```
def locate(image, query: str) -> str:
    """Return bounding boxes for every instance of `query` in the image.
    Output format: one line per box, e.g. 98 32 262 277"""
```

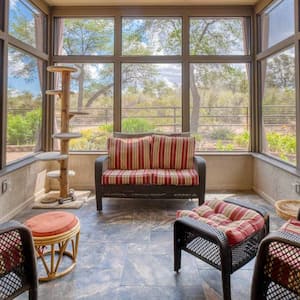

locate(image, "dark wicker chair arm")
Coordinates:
260 230 300 249
175 217 228 248
297 208 300 220
193 156 206 205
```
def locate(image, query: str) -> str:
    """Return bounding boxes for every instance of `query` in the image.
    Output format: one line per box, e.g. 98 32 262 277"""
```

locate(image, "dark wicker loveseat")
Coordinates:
95 133 206 211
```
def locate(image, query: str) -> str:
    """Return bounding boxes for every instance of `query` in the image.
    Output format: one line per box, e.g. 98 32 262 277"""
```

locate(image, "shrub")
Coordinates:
121 118 154 133
210 128 234 140
7 109 41 145
234 131 249 147
216 140 234 151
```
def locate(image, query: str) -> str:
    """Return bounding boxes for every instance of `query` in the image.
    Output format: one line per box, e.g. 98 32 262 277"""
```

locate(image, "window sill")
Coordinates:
252 153 300 178
0 155 37 177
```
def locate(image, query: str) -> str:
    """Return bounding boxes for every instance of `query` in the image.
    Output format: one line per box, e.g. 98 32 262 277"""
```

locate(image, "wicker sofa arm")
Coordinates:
0 221 38 299
298 208 300 220
95 155 109 183
251 230 300 300
193 156 206 205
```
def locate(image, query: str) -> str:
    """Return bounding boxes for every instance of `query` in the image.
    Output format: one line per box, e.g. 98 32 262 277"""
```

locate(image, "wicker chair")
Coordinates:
0 221 38 300
174 199 269 300
251 209 300 300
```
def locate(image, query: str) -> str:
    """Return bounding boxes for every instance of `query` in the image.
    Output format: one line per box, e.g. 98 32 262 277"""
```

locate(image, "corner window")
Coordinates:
6 46 43 163
261 47 296 164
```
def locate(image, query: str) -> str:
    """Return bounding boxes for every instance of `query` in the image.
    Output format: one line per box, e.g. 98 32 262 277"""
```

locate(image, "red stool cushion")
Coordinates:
176 199 265 245
25 211 78 237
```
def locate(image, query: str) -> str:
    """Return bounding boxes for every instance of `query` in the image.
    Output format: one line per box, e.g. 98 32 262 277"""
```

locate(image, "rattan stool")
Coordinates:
25 211 80 282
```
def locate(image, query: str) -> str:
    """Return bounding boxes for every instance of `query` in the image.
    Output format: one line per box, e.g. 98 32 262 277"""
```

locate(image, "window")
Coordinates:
261 47 295 164
9 0 46 51
54 18 114 55
121 63 182 133
190 63 249 151
190 17 249 55
260 0 294 51
53 13 251 152
6 46 43 163
122 17 182 56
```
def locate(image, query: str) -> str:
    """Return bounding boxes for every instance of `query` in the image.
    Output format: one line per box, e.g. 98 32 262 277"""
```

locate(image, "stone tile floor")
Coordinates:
15 192 284 300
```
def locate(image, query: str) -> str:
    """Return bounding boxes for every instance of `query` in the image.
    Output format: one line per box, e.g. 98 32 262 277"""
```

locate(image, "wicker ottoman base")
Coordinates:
25 211 80 281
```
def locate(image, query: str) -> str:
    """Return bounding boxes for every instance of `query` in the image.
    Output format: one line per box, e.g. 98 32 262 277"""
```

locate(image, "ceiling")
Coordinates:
45 0 257 6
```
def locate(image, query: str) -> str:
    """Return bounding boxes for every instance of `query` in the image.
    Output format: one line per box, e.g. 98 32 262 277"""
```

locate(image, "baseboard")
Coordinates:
252 186 276 205
0 188 46 223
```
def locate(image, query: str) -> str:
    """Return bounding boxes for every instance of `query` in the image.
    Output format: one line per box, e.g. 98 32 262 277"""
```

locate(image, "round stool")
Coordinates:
25 211 80 281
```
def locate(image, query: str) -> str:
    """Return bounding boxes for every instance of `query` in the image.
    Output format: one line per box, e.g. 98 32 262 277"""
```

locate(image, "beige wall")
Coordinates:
253 157 300 204
1 153 300 221
48 153 253 191
0 161 49 222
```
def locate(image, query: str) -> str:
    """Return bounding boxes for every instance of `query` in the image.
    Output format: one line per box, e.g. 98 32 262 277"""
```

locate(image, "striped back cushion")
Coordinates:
152 135 195 169
107 136 152 169
280 219 300 235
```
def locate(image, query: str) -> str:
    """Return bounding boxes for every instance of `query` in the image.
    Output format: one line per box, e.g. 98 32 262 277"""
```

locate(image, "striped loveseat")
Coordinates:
94 133 206 211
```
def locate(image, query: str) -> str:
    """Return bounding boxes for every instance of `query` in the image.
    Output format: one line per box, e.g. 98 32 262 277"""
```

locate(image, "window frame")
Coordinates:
256 0 300 169
51 7 253 152
0 0 49 170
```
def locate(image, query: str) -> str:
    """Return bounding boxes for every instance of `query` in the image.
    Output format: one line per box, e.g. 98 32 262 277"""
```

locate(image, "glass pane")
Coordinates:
122 64 182 133
7 46 43 163
190 18 248 55
190 63 249 151
55 18 114 55
260 0 294 51
261 47 296 164
54 63 114 151
122 18 182 55
9 0 45 50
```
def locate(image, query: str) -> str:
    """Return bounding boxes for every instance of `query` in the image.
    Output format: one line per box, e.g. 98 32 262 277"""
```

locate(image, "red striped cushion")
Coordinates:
280 219 300 235
152 135 195 169
176 199 265 245
107 136 152 170
151 169 199 185
102 169 151 184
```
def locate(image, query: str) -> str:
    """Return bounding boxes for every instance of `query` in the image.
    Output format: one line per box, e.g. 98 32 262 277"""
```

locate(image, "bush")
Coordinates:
210 128 234 140
266 132 296 155
216 140 234 151
121 118 154 133
234 131 249 147
7 109 41 145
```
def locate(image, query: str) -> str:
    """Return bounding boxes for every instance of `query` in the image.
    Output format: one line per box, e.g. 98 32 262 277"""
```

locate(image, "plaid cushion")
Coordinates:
280 219 300 235
151 169 199 185
107 136 152 170
152 135 195 169
102 169 151 184
176 199 265 245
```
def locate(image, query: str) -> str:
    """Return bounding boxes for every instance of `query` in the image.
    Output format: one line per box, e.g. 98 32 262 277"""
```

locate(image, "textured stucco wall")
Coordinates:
0 161 48 222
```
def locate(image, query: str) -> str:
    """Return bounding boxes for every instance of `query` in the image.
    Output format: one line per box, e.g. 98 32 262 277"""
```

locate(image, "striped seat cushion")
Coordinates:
176 199 265 245
102 169 151 184
151 169 199 185
152 135 195 169
107 136 152 170
264 219 300 295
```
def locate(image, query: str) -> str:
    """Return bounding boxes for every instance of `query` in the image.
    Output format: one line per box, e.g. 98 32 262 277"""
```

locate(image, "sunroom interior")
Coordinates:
0 0 299 298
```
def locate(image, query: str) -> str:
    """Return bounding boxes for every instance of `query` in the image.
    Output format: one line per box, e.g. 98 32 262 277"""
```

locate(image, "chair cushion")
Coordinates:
176 199 265 245
107 136 152 170
151 169 199 185
280 218 300 235
264 219 300 295
25 212 78 237
102 169 151 184
152 135 195 169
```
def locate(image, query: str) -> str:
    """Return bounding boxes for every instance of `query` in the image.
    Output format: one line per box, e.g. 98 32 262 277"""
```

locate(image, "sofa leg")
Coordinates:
221 268 231 300
174 222 182 272
96 197 103 211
